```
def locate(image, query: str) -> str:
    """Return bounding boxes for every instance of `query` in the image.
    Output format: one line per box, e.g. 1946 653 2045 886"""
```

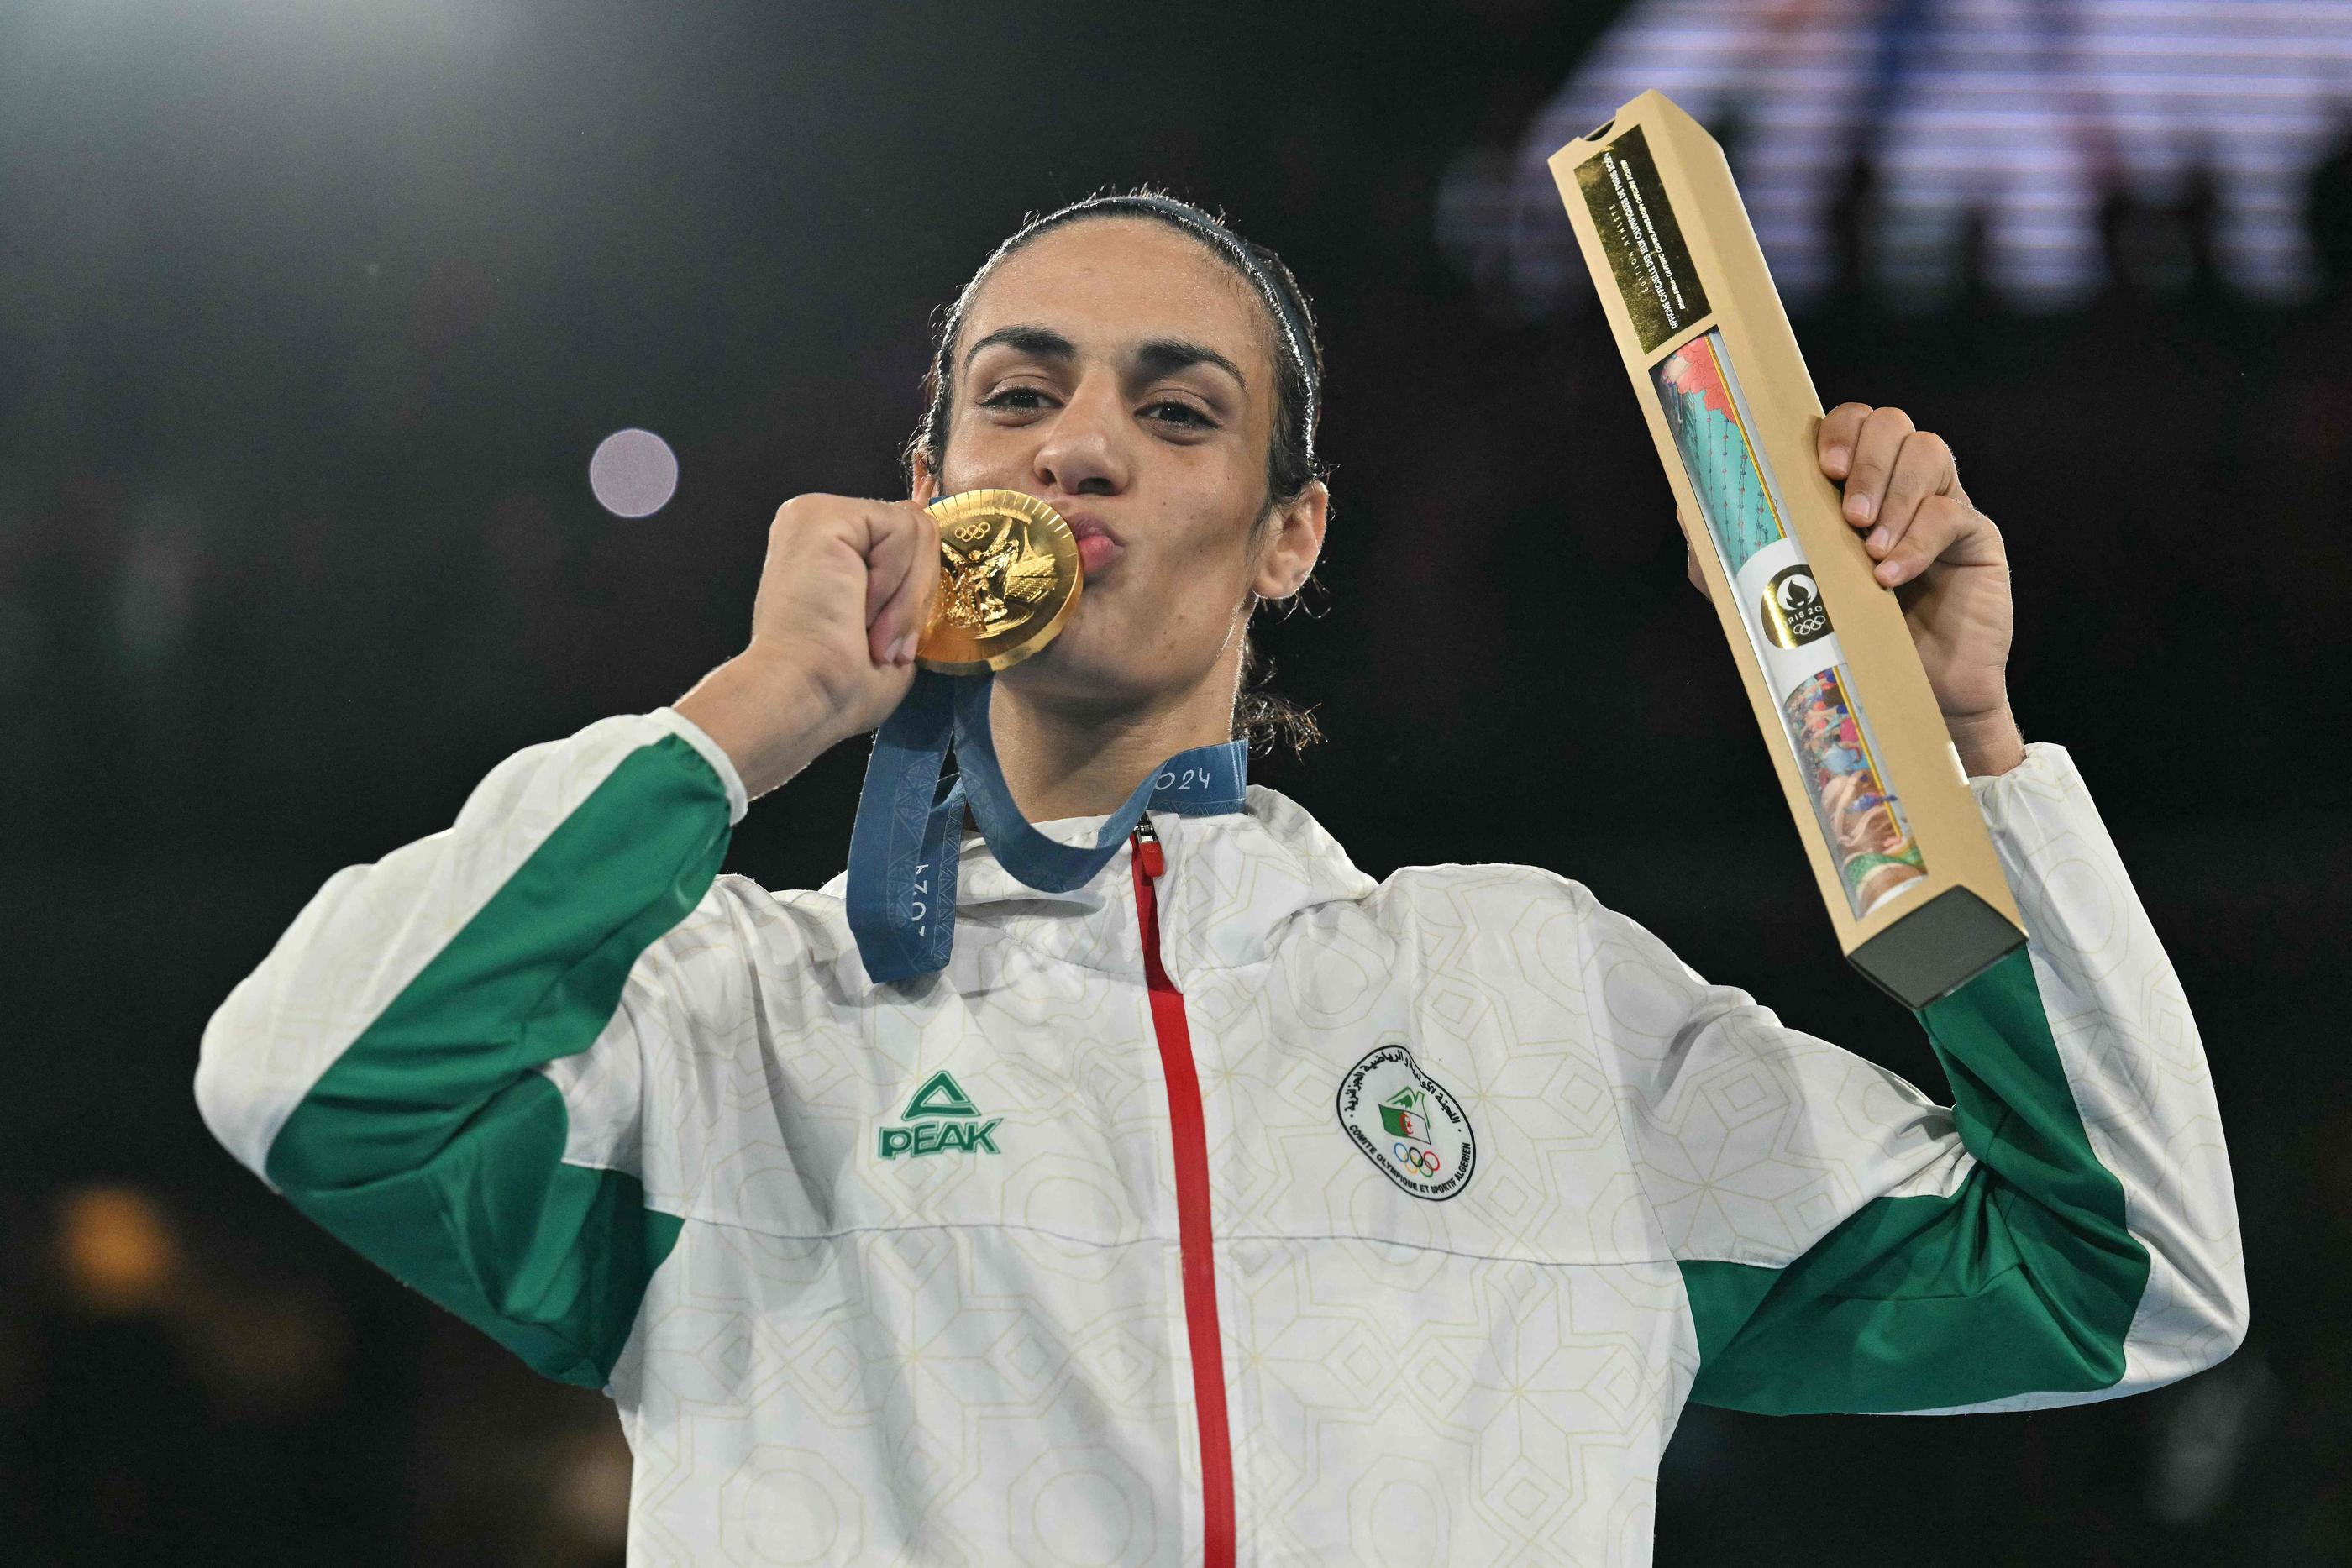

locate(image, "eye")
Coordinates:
979 386 1054 412
1141 399 1215 430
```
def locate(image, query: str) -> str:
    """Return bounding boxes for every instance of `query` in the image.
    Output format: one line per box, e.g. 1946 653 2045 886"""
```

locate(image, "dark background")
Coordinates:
3 3 2344 1563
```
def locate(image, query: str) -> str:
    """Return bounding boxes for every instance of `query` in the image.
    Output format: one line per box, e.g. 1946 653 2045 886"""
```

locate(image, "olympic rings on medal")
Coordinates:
1390 1141 1443 1176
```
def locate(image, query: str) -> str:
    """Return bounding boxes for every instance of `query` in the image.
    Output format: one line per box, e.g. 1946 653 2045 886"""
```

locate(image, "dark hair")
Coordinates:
901 189 1326 753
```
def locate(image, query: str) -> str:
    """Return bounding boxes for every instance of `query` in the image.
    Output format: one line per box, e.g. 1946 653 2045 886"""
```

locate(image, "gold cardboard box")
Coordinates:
1548 89 2024 1009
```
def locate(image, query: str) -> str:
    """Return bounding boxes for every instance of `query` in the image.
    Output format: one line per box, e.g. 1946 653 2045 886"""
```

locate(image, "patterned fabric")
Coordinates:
197 711 2245 1565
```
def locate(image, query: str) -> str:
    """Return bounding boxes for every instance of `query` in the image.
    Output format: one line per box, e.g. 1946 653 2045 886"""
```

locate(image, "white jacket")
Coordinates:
196 709 2245 1566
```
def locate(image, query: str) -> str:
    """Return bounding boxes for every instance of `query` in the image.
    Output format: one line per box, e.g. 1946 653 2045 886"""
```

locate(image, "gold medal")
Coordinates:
916 489 1083 674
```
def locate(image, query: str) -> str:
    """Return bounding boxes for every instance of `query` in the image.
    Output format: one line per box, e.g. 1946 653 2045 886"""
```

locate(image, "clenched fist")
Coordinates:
675 495 940 800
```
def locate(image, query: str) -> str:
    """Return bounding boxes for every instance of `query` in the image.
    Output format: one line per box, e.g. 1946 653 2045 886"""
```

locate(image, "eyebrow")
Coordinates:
1134 337 1247 390
963 324 1247 391
963 325 1074 368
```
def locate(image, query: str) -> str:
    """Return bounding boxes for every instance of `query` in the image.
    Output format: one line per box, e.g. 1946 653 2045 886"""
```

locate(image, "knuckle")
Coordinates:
772 493 827 531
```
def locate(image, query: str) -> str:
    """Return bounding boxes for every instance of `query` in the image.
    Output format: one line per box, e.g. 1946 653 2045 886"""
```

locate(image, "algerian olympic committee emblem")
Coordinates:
1336 1043 1476 1201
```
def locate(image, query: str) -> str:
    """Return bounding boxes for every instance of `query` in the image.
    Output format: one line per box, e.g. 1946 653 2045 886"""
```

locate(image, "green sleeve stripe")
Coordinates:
266 733 727 1387
1682 947 2150 1414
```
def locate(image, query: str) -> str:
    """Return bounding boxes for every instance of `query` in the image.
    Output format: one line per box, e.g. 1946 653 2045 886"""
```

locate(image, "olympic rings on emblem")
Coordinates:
1391 1142 1442 1176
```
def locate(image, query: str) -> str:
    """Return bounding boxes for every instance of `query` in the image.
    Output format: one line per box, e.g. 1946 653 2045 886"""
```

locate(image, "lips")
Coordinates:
1061 510 1124 576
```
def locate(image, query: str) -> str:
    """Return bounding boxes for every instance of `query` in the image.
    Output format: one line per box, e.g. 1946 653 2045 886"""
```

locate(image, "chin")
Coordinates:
1001 612 1148 709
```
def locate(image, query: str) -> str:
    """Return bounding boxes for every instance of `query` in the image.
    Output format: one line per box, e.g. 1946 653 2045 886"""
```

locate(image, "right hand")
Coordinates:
675 495 939 799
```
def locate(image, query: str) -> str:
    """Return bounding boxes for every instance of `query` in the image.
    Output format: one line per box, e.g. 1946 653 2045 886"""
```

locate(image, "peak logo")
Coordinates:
878 1070 1002 1161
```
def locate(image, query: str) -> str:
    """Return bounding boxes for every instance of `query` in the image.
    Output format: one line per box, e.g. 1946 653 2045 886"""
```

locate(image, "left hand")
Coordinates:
1680 401 2025 776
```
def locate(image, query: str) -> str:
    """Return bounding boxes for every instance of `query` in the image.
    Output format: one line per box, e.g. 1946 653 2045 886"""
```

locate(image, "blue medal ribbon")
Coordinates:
847 670 1248 983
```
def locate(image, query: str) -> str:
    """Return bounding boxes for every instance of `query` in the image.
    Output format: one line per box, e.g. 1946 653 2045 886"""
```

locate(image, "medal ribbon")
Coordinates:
847 670 1249 983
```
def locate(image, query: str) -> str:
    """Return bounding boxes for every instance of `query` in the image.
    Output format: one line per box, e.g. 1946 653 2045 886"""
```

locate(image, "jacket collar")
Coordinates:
822 785 1375 980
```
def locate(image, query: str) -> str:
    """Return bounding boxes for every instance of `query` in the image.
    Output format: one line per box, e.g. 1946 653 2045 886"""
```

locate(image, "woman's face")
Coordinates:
914 218 1326 712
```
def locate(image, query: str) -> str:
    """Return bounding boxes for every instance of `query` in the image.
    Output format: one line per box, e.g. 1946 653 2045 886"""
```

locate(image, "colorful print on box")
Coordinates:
1651 328 1927 919
1654 332 1782 573
1782 668 1926 914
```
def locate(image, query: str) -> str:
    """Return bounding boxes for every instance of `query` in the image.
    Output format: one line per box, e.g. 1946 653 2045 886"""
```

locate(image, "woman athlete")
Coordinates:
198 194 2244 1566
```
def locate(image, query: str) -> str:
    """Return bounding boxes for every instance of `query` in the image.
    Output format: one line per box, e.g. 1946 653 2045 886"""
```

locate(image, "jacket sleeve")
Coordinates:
194 709 749 1390
1583 742 2246 1414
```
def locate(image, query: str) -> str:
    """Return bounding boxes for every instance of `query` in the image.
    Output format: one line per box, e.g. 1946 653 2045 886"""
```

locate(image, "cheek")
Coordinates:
1140 496 1259 601
936 416 1022 489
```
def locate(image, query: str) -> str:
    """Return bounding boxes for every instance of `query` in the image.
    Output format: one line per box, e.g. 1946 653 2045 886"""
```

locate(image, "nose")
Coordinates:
1030 372 1131 499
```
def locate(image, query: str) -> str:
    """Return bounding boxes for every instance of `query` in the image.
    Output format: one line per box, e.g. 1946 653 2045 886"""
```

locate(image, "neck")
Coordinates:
989 658 1242 821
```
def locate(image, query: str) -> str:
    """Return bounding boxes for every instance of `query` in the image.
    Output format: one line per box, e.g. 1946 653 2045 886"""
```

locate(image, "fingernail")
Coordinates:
1825 445 1851 473
1866 526 1890 554
1875 559 1902 585
888 635 916 665
1847 493 1874 524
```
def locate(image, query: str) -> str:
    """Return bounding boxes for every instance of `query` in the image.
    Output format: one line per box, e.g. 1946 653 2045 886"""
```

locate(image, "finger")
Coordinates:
864 501 932 652
865 501 938 664
1676 507 1713 603
1684 543 1713 603
859 501 909 625
1862 430 1956 562
1819 402 1873 480
895 501 941 638
1841 406 1915 531
1874 492 1977 587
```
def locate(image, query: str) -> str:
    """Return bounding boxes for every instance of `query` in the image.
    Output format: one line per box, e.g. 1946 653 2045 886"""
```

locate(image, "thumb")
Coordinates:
1677 509 1713 603
865 501 940 664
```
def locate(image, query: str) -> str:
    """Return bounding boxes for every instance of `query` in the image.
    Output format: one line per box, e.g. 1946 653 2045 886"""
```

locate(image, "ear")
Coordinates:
909 453 940 507
1250 480 1329 601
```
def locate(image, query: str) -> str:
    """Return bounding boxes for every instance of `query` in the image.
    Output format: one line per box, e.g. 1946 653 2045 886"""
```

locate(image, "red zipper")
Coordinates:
1131 817 1236 1568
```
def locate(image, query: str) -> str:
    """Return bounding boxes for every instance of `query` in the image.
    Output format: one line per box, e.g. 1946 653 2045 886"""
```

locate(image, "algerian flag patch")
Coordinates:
1336 1043 1476 1201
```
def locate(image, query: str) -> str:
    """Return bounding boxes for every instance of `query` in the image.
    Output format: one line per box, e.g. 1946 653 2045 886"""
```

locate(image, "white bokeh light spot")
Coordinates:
589 428 678 517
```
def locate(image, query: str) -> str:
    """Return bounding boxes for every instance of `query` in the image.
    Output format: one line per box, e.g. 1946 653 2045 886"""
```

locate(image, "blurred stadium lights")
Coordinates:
12 0 509 51
55 1184 184 1317
114 498 203 669
1437 0 2352 314
546 1425 636 1557
2145 1352 2282 1525
588 428 679 519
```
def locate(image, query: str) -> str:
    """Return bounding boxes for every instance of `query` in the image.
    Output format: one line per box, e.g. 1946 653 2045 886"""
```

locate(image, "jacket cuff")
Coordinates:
1966 741 2113 875
648 706 750 826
